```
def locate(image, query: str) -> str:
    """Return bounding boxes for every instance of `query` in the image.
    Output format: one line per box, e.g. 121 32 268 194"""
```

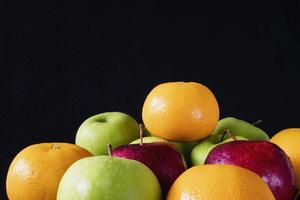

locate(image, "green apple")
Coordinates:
76 112 139 155
171 141 197 167
130 136 168 144
211 117 269 140
191 117 269 166
57 156 162 200
191 134 248 165
131 136 197 167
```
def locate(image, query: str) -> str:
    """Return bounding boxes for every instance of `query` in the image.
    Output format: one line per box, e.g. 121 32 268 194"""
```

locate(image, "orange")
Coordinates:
6 143 92 200
270 128 300 188
142 82 219 142
167 164 275 200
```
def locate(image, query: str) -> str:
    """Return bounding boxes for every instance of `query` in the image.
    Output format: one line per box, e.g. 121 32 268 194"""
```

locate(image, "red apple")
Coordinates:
205 140 297 200
112 125 186 196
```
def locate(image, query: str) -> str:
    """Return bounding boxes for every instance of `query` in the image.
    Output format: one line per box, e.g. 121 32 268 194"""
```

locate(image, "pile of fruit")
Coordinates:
6 81 300 200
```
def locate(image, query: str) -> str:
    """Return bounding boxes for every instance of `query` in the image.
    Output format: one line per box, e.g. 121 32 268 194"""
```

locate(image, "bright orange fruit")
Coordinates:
271 128 300 188
6 143 92 200
167 164 275 200
142 82 219 142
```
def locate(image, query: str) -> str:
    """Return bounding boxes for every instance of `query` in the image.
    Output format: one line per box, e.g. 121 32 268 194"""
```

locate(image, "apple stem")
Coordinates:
221 129 237 142
139 123 144 146
252 119 262 126
107 144 113 156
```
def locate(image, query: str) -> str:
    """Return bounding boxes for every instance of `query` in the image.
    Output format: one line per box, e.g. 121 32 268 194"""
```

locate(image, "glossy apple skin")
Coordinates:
191 134 248 165
131 136 197 167
76 112 139 155
212 117 269 140
205 141 297 200
57 156 162 200
112 143 186 196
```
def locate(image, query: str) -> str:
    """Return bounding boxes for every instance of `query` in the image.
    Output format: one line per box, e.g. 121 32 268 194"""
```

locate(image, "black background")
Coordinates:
3 0 300 199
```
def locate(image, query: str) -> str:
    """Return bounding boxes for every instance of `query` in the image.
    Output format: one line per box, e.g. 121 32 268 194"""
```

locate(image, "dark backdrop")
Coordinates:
3 0 300 199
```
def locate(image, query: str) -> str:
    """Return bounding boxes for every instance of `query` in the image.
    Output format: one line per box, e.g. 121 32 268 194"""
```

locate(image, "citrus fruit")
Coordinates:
271 128 300 187
6 143 92 200
142 81 219 142
167 164 275 200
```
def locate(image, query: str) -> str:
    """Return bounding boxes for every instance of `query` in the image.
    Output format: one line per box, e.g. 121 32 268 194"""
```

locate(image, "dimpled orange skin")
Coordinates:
167 164 275 200
142 82 220 142
271 128 300 188
6 143 92 200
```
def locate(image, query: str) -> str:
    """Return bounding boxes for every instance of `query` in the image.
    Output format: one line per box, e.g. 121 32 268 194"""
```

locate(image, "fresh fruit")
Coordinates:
130 136 168 144
205 141 297 200
113 126 186 196
271 128 300 187
131 136 197 166
191 117 270 165
212 117 269 140
171 141 197 166
6 143 92 200
57 155 162 200
76 112 139 155
142 81 219 142
191 133 248 165
167 164 275 200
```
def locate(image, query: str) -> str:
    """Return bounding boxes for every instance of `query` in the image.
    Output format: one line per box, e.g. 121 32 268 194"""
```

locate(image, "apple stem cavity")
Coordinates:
252 119 262 126
139 123 144 146
221 129 237 142
107 144 113 156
